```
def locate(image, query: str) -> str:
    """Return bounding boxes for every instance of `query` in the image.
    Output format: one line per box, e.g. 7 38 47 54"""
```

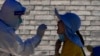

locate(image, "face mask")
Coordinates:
58 34 65 42
14 17 22 30
19 17 22 24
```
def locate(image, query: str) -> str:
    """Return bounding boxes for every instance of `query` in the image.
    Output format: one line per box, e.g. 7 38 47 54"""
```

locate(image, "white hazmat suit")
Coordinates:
0 0 47 56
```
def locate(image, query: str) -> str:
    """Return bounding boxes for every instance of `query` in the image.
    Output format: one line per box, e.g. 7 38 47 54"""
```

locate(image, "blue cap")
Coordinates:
55 8 83 47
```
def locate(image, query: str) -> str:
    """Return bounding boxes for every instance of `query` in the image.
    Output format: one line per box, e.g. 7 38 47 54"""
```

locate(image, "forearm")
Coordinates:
31 34 42 48
21 35 42 55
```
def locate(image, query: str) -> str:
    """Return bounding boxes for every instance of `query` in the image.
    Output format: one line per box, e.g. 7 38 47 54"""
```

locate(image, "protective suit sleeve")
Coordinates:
0 24 47 56
20 24 47 55
0 33 42 56
17 34 42 56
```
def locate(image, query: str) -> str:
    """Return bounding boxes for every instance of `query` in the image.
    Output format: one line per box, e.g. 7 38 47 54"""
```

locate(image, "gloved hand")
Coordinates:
36 24 47 37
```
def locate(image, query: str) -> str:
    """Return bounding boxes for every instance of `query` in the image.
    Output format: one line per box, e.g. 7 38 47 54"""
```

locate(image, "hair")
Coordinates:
76 30 86 56
76 30 84 45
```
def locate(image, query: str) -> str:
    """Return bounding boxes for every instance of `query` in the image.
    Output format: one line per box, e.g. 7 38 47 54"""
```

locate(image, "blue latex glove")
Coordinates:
37 24 47 37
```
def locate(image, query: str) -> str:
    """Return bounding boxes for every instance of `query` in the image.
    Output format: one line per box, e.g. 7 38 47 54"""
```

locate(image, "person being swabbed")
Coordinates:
0 0 47 56
54 8 85 56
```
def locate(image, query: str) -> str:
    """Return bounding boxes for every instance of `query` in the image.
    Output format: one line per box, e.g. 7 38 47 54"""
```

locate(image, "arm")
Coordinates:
20 35 42 56
20 24 47 55
0 24 47 56
31 24 47 47
55 39 62 56
0 35 39 56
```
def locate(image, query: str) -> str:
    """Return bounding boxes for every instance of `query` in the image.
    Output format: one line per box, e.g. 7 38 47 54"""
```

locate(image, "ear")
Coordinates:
86 45 93 52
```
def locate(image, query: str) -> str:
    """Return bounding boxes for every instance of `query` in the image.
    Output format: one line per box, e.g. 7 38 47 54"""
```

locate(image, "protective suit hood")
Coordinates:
0 0 26 30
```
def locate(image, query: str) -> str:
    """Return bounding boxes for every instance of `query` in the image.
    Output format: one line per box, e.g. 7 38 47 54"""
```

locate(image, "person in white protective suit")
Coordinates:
0 0 47 56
